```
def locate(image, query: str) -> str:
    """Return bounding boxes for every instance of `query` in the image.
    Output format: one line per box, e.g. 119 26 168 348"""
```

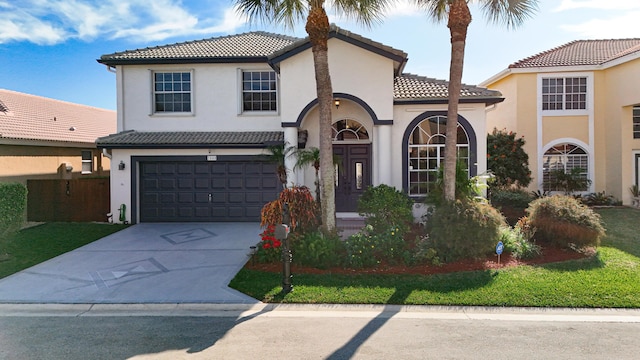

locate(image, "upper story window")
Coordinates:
242 71 277 112
634 106 640 139
542 77 587 111
81 150 92 174
154 72 191 113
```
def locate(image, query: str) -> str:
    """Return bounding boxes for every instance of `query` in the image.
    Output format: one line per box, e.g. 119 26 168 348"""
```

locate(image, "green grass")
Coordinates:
229 207 640 307
0 223 128 279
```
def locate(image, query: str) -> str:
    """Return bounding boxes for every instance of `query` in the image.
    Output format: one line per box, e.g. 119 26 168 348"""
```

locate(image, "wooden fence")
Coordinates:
27 178 110 222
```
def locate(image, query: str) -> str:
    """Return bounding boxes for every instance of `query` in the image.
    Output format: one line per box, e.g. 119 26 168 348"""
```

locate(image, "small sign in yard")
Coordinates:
496 241 504 264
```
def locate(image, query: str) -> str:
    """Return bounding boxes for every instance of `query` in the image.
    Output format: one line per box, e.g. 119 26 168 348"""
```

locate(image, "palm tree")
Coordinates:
413 0 538 201
265 144 295 189
234 0 389 231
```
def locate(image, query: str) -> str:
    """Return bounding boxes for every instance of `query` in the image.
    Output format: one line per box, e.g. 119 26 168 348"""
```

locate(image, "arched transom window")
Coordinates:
408 115 469 196
332 119 369 141
542 143 589 192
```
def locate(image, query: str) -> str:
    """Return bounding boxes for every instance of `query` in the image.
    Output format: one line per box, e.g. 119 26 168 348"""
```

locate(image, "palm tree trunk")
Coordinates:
443 0 472 201
306 5 336 231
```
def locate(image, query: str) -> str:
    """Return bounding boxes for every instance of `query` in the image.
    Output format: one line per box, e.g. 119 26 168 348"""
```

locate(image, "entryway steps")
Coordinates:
336 216 365 239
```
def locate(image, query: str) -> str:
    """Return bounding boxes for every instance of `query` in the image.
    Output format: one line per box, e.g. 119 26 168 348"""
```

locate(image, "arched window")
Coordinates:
332 119 369 141
407 115 469 196
542 143 589 192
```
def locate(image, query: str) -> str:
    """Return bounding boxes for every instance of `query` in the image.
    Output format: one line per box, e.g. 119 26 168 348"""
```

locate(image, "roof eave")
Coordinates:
394 97 505 106
97 56 270 66
97 142 278 150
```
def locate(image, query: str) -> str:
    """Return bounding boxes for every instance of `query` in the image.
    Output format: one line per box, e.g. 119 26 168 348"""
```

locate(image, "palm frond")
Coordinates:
411 0 449 23
331 0 391 27
479 0 539 29
233 0 307 29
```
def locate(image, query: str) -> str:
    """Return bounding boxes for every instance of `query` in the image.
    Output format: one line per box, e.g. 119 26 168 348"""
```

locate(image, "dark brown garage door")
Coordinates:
140 160 279 222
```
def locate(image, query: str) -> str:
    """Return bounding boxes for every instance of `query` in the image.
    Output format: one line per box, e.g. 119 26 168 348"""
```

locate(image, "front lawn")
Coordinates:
0 223 128 279
229 207 640 308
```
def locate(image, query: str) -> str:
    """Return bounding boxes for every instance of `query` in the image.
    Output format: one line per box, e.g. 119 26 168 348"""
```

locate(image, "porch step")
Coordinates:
336 217 365 239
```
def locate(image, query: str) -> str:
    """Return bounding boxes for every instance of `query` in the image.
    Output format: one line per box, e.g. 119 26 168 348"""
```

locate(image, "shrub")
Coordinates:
260 186 319 232
0 183 27 241
407 234 441 266
254 225 282 263
487 128 532 188
291 231 344 269
344 230 380 269
581 191 620 206
343 224 409 269
490 188 533 225
527 195 605 248
427 160 481 205
499 218 541 260
427 200 506 262
490 188 533 209
358 184 413 233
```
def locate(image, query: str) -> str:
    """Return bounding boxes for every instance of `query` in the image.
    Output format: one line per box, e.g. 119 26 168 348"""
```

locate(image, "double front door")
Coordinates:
333 144 371 212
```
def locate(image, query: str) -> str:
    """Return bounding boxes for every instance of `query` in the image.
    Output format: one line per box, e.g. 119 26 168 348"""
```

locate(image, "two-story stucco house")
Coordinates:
481 39 640 205
97 26 502 224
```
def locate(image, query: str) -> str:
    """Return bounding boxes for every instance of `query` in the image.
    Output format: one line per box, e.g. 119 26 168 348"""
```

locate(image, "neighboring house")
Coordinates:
97 26 502 224
0 89 116 183
481 39 640 205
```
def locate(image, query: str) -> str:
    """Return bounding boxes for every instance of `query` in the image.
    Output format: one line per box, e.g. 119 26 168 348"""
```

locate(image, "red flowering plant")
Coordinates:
255 224 282 263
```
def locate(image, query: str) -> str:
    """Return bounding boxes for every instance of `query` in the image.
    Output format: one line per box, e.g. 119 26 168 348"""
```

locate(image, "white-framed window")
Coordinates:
153 71 192 113
81 150 93 174
633 106 640 139
407 115 469 196
241 70 277 112
542 143 589 192
542 76 587 111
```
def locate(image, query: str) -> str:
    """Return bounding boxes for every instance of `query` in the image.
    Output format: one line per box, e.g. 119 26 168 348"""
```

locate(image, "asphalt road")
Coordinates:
1 305 639 360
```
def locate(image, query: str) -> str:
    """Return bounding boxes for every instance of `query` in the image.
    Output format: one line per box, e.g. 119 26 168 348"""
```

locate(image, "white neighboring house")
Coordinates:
97 26 502 224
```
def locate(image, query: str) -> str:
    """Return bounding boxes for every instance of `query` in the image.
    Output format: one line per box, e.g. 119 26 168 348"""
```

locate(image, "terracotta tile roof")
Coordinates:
394 74 502 102
97 131 284 148
510 39 640 68
99 32 300 65
0 89 116 145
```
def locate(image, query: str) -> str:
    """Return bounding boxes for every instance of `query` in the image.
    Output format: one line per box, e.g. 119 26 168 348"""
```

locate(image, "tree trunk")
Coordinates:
306 5 336 231
443 0 472 201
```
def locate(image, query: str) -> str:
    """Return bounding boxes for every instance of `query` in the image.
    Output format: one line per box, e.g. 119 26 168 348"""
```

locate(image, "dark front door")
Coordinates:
334 144 371 212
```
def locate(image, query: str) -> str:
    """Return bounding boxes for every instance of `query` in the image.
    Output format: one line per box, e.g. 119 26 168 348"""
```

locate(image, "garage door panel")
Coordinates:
140 160 279 222
228 178 244 189
228 164 244 174
211 178 226 189
160 179 177 190
195 178 209 189
178 193 193 203
160 163 177 174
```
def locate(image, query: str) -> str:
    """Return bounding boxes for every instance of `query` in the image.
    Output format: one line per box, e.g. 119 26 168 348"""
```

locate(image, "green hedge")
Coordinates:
0 183 27 240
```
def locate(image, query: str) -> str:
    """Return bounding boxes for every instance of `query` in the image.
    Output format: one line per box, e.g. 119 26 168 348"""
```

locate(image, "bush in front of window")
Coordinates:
426 200 506 263
291 231 345 269
487 128 532 189
526 195 604 249
357 184 414 235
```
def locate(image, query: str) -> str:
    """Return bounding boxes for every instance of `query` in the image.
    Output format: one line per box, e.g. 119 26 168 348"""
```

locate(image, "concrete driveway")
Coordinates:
0 223 263 304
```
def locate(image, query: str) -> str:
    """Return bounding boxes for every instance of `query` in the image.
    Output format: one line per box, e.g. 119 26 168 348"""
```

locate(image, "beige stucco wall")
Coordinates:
0 144 109 184
541 116 589 145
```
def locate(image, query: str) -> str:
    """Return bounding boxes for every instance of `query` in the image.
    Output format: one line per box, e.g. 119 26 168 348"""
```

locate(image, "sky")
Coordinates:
1 0 639 111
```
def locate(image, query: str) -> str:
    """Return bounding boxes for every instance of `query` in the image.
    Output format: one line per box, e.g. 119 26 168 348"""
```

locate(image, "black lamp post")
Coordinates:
276 203 293 293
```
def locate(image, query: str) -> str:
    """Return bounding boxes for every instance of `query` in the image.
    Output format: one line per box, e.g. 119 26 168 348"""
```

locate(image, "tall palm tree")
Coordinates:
413 0 538 201
234 0 389 231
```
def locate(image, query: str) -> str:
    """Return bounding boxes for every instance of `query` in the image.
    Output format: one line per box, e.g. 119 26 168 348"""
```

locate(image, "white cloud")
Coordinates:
0 0 247 45
560 11 640 38
554 0 640 11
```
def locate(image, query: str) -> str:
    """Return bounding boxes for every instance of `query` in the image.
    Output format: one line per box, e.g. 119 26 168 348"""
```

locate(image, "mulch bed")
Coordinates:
245 246 596 276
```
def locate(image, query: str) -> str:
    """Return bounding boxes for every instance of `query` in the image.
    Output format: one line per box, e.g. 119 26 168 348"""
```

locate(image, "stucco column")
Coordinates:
376 125 392 186
284 127 298 187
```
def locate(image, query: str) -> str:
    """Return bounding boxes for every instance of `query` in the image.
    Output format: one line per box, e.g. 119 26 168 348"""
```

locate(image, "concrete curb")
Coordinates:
1 303 639 322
